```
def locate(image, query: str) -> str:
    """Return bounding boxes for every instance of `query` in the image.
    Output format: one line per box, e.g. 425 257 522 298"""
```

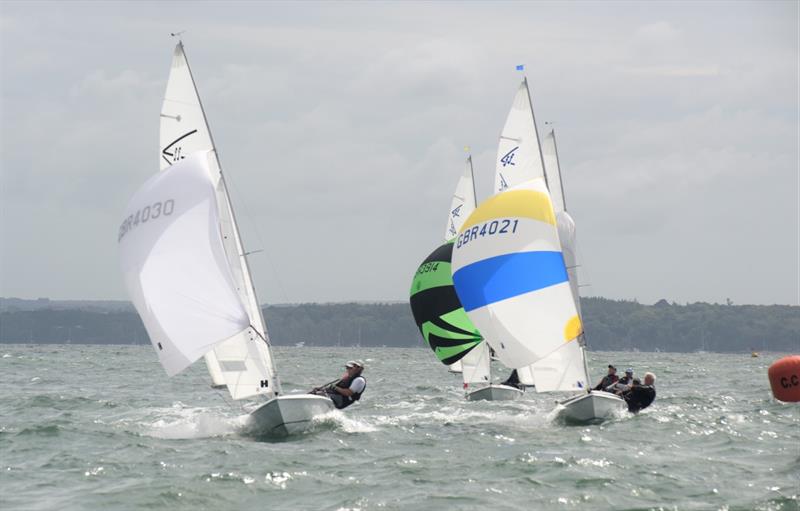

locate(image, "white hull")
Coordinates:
249 394 334 436
466 384 524 401
557 390 626 423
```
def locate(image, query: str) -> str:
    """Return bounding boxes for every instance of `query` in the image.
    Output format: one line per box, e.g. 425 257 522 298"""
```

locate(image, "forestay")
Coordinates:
157 42 279 399
451 178 582 369
494 79 547 193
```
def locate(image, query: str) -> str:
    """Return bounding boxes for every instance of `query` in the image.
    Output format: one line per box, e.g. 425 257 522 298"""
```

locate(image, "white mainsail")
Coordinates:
541 129 566 213
445 155 477 241
445 155 478 375
156 42 280 399
494 78 548 193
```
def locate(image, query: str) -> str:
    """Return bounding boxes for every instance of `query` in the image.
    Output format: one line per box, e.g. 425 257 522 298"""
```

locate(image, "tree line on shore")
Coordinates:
0 297 796 353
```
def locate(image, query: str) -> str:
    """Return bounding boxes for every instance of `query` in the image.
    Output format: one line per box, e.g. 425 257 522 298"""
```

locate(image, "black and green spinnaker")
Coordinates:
409 242 483 365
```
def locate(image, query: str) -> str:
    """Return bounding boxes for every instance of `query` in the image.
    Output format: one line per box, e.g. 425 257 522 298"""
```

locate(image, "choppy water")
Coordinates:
1 345 798 510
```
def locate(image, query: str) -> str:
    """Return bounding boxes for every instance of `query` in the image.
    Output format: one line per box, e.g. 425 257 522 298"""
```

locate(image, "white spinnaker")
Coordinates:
159 42 280 399
494 78 547 193
451 178 581 369
461 340 491 387
118 152 250 376
445 155 477 241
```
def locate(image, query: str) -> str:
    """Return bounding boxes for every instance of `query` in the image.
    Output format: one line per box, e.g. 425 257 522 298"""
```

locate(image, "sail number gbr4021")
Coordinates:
456 219 518 248
118 200 175 241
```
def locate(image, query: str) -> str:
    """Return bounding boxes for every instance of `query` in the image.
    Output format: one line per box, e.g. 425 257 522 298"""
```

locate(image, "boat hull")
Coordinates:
249 394 335 436
466 384 524 401
557 390 626 423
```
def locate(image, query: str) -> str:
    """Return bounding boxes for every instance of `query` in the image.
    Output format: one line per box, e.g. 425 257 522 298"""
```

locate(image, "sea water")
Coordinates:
1 345 797 510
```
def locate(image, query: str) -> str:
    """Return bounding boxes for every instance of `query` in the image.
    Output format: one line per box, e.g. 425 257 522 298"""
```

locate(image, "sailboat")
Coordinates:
451 78 624 421
409 155 522 401
118 42 334 436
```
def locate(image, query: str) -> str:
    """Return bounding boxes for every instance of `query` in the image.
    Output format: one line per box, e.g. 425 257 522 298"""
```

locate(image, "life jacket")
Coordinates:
334 374 366 408
625 385 656 412
595 374 618 390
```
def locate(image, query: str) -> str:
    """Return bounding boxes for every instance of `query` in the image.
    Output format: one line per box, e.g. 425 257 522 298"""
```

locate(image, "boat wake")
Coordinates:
126 403 248 440
311 410 379 434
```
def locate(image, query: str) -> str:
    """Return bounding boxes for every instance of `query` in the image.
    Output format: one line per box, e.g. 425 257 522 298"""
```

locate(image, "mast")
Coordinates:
550 128 568 212
523 77 550 192
467 154 477 207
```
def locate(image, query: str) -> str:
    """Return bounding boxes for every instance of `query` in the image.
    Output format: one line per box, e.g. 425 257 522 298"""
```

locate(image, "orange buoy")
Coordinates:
768 355 800 402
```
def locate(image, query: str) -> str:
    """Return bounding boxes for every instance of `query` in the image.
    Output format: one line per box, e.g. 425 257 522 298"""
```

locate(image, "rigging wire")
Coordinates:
224 172 292 305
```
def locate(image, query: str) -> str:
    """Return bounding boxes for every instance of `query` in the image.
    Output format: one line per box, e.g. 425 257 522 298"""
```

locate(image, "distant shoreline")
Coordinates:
1 297 796 353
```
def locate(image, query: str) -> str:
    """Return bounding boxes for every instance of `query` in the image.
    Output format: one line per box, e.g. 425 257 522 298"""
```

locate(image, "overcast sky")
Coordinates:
1 1 797 306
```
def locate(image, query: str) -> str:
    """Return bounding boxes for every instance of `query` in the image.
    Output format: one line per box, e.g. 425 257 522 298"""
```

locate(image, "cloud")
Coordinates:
0 1 797 306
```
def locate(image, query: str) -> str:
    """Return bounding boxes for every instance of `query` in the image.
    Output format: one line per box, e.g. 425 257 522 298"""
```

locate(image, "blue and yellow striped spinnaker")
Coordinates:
450 177 582 370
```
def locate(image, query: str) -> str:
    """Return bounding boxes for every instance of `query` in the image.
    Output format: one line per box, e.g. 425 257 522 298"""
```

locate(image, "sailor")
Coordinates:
313 360 367 410
622 372 656 413
593 365 619 391
501 369 523 390
607 367 635 394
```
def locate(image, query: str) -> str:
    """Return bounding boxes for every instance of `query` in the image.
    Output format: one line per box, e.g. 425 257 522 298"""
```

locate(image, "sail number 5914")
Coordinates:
456 219 518 248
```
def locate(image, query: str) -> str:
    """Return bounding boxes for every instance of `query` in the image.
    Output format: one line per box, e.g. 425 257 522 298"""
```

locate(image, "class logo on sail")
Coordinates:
161 129 198 166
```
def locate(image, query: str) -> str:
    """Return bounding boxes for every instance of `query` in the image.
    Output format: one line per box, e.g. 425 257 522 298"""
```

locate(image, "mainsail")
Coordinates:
153 42 279 399
445 155 477 241
444 155 478 373
494 79 547 193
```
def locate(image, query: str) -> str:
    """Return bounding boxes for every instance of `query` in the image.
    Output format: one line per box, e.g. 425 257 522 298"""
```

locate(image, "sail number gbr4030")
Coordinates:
456 219 518 248
118 200 175 241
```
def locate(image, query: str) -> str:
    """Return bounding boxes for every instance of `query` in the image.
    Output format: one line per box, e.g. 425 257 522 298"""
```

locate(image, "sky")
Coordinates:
0 1 798 306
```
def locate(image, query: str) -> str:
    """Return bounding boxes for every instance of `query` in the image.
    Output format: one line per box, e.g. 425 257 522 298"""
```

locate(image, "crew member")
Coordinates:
608 367 635 394
622 372 656 413
501 369 523 390
312 360 367 410
594 365 618 391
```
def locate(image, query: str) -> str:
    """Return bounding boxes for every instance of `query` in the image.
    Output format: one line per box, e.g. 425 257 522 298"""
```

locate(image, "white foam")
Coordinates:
313 410 378 433
134 404 249 439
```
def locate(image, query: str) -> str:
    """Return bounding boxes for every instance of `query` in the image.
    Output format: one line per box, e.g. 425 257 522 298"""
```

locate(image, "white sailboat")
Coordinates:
449 156 521 401
452 78 623 421
119 42 333 437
